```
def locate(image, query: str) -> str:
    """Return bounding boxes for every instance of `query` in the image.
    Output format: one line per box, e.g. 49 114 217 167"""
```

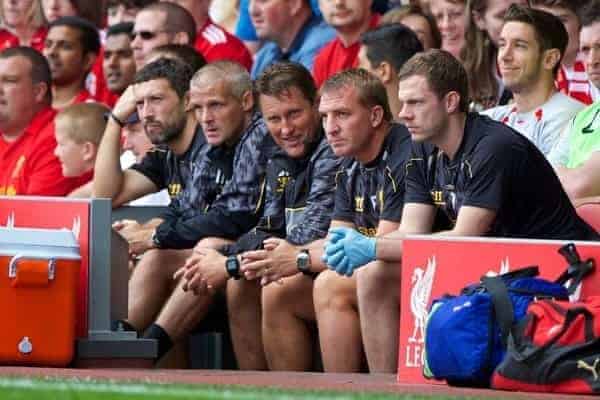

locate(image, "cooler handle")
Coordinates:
8 254 56 280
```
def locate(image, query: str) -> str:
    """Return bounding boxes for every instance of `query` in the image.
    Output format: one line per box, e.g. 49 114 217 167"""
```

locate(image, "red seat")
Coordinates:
576 197 600 232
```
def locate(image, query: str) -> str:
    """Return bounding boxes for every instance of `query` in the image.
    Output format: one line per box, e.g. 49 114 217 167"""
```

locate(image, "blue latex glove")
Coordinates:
322 227 376 276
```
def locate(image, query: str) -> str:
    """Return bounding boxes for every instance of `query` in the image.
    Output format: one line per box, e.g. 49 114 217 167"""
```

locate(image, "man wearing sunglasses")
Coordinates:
131 2 196 69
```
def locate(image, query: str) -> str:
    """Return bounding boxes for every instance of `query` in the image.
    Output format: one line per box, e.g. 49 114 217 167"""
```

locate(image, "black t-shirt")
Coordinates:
405 113 599 240
333 124 412 236
130 125 206 199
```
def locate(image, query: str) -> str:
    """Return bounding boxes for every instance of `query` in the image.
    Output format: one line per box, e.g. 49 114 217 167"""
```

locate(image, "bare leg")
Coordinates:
262 274 316 371
313 270 364 372
227 278 267 370
127 248 191 331
356 260 400 373
153 237 234 340
155 279 216 341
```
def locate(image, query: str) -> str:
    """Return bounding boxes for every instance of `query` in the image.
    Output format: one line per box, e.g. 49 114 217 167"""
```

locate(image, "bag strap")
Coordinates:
482 275 514 345
498 266 539 281
510 305 595 362
555 243 595 295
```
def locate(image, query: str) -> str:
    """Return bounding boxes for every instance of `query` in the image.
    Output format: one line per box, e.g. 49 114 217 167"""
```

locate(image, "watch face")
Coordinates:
226 256 240 279
297 251 310 270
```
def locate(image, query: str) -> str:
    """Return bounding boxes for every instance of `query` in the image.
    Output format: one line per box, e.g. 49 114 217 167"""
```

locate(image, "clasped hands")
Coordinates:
322 227 376 277
174 238 298 294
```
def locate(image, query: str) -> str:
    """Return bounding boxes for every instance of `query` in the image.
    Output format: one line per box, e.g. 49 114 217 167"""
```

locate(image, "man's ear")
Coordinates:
542 48 561 73
370 104 385 128
241 90 254 113
183 91 192 112
33 81 49 104
445 91 461 114
173 31 191 45
377 61 394 84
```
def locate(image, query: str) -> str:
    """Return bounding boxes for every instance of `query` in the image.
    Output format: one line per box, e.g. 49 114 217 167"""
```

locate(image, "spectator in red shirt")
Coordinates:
313 0 380 87
43 16 101 110
0 0 47 52
0 46 84 196
101 22 136 107
131 2 196 69
165 0 253 71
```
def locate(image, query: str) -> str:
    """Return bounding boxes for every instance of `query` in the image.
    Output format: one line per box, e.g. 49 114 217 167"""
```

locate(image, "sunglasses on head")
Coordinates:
132 30 170 40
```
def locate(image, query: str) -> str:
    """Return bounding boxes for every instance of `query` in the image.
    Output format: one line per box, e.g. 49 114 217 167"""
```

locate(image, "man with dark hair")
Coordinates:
112 61 274 363
550 0 600 200
266 67 411 374
249 0 335 78
0 46 87 196
107 0 157 25
147 44 206 72
482 4 584 156
178 62 342 371
529 0 595 104
102 22 136 107
43 16 101 109
323 50 598 370
358 23 424 121
94 58 200 208
131 2 196 68
165 0 253 71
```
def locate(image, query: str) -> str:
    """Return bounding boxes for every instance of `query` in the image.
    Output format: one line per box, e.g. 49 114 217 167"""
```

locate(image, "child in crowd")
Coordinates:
53 102 109 197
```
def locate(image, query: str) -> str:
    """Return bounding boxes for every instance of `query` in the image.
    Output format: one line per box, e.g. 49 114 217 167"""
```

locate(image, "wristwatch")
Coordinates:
296 249 312 275
225 255 241 279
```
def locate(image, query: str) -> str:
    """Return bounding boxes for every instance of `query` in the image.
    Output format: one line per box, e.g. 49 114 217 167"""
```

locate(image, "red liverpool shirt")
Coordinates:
0 27 47 53
313 14 380 88
195 18 253 71
556 55 595 105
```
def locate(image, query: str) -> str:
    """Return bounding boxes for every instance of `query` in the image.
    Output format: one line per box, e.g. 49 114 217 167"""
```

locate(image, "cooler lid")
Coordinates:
0 226 81 259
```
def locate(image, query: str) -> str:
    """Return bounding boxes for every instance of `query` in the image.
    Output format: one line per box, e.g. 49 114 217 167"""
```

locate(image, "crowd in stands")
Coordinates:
0 0 599 374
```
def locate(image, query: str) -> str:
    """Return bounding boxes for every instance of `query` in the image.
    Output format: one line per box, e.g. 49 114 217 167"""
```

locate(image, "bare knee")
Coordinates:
261 276 309 317
262 282 288 315
313 270 356 313
131 249 178 282
227 278 261 311
356 260 400 302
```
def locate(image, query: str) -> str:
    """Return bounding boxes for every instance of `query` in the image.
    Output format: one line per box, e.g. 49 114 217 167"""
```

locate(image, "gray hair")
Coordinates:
191 61 252 100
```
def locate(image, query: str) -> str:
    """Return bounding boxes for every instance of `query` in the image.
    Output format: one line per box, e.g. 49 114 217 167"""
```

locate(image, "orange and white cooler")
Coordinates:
0 226 81 366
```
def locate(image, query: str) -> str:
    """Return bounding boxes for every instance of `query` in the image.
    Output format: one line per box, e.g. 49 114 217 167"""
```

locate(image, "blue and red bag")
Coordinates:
492 297 600 394
423 243 594 387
